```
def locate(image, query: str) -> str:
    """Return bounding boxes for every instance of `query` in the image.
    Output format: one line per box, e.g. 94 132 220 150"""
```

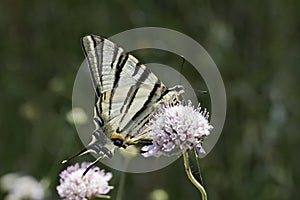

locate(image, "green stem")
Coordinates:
116 171 126 200
116 158 130 200
182 151 207 200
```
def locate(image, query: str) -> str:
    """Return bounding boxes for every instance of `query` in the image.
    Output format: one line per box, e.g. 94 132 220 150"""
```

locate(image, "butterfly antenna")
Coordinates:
82 156 103 176
179 56 185 86
61 147 89 164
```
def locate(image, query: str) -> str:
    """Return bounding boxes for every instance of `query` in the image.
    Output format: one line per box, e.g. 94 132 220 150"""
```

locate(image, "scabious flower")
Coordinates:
0 173 45 200
57 162 113 200
142 100 213 157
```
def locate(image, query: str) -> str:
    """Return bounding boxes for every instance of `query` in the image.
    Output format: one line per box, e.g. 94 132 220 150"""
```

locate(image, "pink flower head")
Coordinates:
142 100 213 157
57 162 113 200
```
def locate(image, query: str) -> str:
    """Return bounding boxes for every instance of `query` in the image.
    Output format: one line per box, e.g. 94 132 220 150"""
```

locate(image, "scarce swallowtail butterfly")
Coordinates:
64 35 184 172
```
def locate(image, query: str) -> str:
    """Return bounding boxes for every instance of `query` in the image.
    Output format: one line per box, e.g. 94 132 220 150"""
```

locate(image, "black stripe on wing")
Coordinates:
120 86 138 114
119 62 143 115
110 44 119 69
132 82 160 121
122 85 183 137
118 66 151 124
92 36 104 95
108 53 129 117
121 63 141 114
94 105 104 127
134 111 153 134
117 81 161 133
81 35 104 97
132 62 141 77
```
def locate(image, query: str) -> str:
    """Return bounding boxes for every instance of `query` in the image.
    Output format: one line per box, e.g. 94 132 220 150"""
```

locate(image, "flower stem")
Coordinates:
116 171 126 200
182 151 207 200
116 158 130 200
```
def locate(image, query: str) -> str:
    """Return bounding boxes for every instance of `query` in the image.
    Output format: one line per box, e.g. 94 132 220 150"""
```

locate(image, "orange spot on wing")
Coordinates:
111 133 124 140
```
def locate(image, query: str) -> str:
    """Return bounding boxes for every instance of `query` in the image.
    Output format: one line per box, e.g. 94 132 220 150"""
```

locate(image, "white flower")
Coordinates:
57 162 113 200
0 173 45 200
142 100 213 157
149 189 169 200
66 107 88 125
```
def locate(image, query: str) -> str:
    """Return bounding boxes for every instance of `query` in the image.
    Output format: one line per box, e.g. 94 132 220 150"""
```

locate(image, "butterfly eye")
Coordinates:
112 138 123 147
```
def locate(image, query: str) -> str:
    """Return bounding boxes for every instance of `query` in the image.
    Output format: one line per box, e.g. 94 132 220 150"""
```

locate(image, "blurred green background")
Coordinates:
1 0 299 199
